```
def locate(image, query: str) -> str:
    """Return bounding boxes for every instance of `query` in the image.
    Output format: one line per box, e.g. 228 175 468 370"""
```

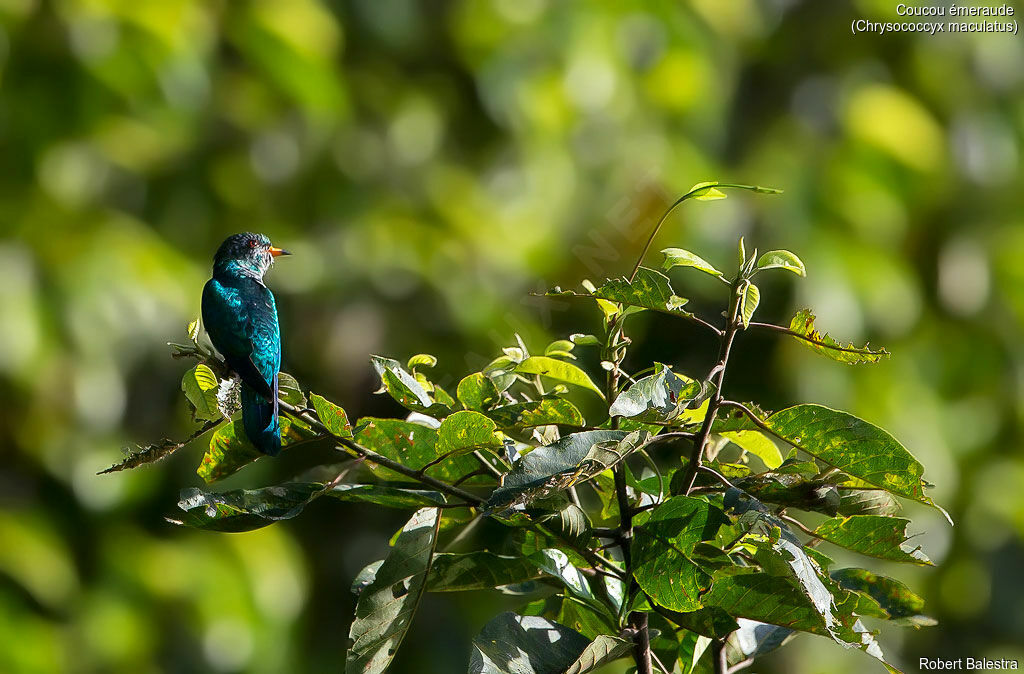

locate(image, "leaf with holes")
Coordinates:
788 309 889 365
593 267 690 317
485 399 585 430
814 516 931 565
354 417 480 484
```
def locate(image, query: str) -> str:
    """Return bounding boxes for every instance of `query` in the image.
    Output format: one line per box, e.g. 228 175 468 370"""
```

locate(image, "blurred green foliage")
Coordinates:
0 0 1022 672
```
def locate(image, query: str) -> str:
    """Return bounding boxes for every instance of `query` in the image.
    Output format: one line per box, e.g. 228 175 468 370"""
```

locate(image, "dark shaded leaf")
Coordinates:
172 482 325 532
735 473 841 516
814 515 931 565
346 508 440 674
564 635 631 674
277 371 306 407
788 309 889 365
468 613 589 674
632 496 730 612
326 483 448 509
99 419 219 474
831 569 934 625
428 552 542 592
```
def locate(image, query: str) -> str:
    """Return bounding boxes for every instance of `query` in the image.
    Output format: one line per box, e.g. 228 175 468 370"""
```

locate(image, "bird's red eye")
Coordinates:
249 240 257 249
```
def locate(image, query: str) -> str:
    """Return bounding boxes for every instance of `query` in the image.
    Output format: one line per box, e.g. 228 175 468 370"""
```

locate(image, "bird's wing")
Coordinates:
202 278 279 401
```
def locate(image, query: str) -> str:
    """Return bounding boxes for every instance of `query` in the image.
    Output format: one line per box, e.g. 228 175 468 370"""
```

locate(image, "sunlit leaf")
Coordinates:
436 410 502 457
277 371 307 407
468 613 589 674
720 430 782 469
632 496 730 612
687 181 728 201
354 417 481 483
485 399 585 430
593 267 690 317
407 353 438 369
530 548 596 605
814 516 931 565
739 282 759 329
513 356 605 400
761 404 948 519
181 364 222 421
609 363 705 424
788 309 889 365
371 355 451 417
197 417 314 483
346 508 440 674
756 250 806 277
457 372 501 411
661 248 725 278
310 392 353 439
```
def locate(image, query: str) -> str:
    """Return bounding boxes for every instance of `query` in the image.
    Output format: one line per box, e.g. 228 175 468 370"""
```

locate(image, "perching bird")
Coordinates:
202 233 290 455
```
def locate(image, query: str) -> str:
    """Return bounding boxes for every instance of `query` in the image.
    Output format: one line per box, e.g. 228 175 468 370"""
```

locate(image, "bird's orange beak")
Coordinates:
269 246 291 257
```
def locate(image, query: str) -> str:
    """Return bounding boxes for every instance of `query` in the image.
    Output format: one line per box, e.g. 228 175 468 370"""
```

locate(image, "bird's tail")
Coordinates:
241 381 282 456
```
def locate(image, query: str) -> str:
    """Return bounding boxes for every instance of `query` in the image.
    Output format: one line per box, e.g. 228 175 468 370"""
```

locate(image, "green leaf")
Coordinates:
485 399 585 430
197 417 313 483
734 474 841 516
632 496 730 612
756 250 806 277
99 421 219 475
326 484 448 509
838 489 901 517
371 355 451 417
436 410 502 457
427 552 543 592
407 353 438 370
564 635 631 674
354 418 481 484
544 339 576 359
530 548 596 605
720 431 782 469
457 373 501 411
687 181 728 201
468 613 589 674
310 393 353 439
831 568 933 624
181 364 222 422
593 267 690 317
513 356 605 400
814 516 931 565
485 430 637 509
761 404 948 519
661 248 725 278
728 619 794 663
609 363 705 424
346 507 440 674
172 482 325 532
738 282 759 329
788 309 889 365
277 372 306 407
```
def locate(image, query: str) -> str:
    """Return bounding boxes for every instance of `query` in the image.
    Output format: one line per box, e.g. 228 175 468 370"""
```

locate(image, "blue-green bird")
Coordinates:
202 233 290 455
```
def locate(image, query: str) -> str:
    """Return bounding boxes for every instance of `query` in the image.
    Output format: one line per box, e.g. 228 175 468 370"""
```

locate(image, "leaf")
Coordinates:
326 484 449 509
813 516 931 565
427 552 543 592
310 393 354 439
609 363 705 424
513 356 605 400
756 250 806 277
407 353 437 369
720 431 782 469
544 339 576 359
98 420 219 474
197 416 313 483
661 248 725 278
632 496 730 612
593 267 690 317
838 489 901 517
788 309 889 365
687 181 728 201
564 635 631 674
468 613 589 674
277 372 306 407
172 482 326 532
761 404 948 519
437 410 502 457
346 507 440 674
729 618 794 662
457 373 501 411
355 418 481 484
831 569 933 624
485 430 630 509
738 282 759 329
182 364 222 421
485 399 585 430
371 355 451 417
530 548 596 605
734 474 841 516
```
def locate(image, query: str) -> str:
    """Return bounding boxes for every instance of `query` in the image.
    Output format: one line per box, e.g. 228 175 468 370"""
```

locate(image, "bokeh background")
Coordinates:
1 0 1022 672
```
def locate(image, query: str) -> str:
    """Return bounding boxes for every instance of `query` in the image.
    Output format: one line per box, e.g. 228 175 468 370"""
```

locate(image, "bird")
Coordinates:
201 233 290 455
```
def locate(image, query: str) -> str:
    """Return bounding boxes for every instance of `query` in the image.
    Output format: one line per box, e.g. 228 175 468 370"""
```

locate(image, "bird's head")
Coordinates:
213 232 290 279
